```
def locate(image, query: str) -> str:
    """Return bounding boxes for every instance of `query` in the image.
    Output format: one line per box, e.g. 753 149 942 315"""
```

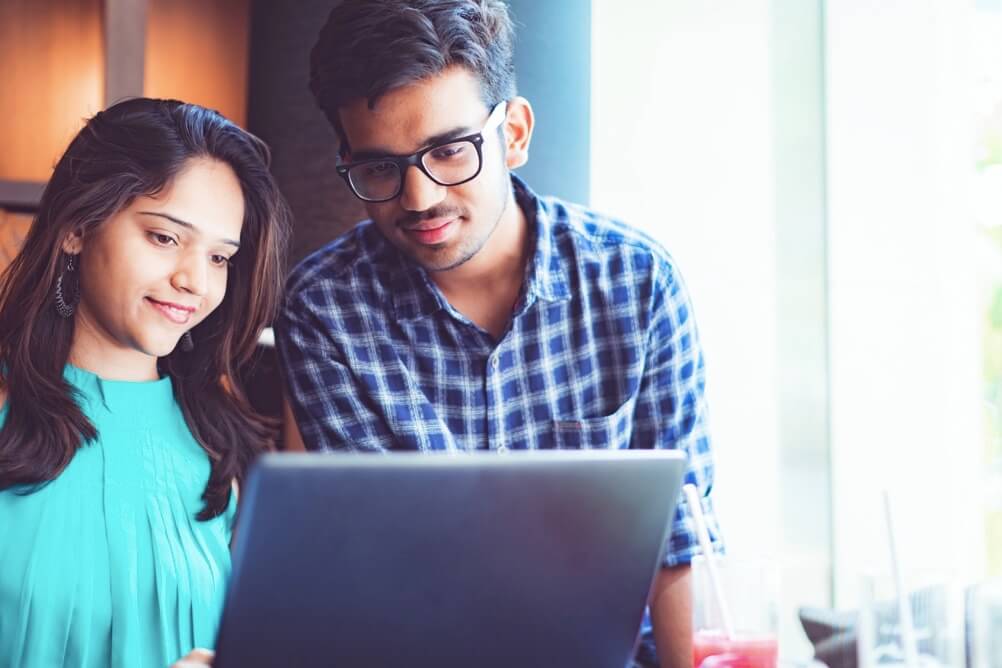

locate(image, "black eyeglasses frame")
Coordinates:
335 101 508 203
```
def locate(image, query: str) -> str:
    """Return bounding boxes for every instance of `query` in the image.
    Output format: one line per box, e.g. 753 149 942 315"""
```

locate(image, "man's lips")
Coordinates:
146 297 196 325
402 217 455 232
403 217 456 245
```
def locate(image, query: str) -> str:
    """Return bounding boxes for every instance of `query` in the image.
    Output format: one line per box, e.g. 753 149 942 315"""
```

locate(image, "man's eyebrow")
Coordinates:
349 124 476 161
137 211 240 248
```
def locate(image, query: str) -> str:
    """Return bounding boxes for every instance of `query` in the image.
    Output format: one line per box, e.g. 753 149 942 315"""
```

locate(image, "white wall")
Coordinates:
825 0 985 604
590 0 784 614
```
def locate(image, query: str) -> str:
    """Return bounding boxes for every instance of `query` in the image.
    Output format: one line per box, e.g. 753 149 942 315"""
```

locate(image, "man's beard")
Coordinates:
400 169 511 273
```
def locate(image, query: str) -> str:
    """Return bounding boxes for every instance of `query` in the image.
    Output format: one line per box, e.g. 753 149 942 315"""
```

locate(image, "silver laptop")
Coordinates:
215 450 686 668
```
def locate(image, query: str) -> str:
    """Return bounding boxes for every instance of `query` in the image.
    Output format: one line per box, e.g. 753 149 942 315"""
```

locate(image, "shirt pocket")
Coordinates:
551 397 636 450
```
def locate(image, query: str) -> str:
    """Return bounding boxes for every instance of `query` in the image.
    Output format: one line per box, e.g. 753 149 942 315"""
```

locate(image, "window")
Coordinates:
592 0 999 658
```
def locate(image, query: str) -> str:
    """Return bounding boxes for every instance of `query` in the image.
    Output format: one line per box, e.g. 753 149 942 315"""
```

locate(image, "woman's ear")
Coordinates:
502 96 534 170
61 229 84 255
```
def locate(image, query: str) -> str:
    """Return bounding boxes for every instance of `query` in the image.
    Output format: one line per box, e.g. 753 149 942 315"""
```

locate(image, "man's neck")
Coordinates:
430 193 531 339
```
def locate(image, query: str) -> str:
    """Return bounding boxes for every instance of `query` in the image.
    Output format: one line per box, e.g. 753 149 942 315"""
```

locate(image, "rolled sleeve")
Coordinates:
630 259 724 567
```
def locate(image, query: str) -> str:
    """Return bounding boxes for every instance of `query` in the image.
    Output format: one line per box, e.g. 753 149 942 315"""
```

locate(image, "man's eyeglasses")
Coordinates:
336 101 508 203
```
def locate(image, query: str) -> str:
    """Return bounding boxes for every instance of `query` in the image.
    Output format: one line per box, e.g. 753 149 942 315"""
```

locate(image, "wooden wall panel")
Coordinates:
248 0 366 267
0 209 34 274
144 0 250 127
0 0 104 181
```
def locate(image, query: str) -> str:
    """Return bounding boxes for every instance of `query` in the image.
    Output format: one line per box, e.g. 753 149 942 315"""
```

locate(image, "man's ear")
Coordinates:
502 96 534 170
334 115 352 162
61 228 84 255
336 133 351 162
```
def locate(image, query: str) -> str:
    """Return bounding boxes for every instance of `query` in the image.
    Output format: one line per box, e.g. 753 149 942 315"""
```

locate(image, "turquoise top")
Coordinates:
0 365 236 667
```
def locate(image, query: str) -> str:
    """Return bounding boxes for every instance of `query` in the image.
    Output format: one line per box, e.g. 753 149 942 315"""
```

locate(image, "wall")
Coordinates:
0 0 104 182
825 0 985 604
144 0 251 126
0 0 251 186
508 0 591 205
590 0 831 655
247 0 365 267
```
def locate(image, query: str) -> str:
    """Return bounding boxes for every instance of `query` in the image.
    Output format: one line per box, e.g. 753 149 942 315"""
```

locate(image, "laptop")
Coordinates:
214 449 687 668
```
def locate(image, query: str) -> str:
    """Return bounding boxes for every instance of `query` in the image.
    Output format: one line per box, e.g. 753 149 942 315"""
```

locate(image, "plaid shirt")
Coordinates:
276 176 723 664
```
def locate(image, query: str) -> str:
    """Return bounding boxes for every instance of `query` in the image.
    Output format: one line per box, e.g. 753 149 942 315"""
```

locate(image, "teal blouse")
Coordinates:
0 365 236 667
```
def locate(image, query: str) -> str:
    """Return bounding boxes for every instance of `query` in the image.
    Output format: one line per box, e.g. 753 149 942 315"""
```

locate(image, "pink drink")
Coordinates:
693 630 779 668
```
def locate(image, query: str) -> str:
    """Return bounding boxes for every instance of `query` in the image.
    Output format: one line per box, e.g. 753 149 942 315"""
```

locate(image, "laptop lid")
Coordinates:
215 449 687 668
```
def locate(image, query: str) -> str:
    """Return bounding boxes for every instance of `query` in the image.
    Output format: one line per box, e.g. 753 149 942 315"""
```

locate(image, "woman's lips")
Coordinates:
404 218 455 246
146 297 195 325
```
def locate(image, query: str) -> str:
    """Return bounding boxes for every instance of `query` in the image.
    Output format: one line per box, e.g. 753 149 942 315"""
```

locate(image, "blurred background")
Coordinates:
2 0 1001 660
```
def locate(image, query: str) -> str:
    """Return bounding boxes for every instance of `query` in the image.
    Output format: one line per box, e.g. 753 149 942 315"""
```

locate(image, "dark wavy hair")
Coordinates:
0 98 292 519
309 0 517 154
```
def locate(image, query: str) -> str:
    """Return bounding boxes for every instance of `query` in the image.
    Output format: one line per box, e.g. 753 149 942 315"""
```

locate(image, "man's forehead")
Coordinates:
339 68 489 155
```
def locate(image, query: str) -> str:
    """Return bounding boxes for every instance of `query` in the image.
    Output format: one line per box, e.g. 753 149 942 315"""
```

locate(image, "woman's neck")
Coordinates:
68 318 159 382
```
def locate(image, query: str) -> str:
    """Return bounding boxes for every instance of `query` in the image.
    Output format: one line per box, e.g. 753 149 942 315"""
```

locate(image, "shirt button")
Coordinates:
492 357 500 370
497 443 508 453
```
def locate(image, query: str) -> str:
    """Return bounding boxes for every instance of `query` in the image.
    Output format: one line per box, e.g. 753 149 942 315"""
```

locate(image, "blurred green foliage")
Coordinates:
979 112 1002 575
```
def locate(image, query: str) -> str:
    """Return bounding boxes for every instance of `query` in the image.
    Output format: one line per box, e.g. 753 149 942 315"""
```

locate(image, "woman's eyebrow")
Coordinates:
138 211 240 248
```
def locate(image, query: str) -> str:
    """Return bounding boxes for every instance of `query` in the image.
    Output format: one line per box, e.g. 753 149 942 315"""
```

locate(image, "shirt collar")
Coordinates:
389 250 448 322
514 175 571 305
389 174 571 322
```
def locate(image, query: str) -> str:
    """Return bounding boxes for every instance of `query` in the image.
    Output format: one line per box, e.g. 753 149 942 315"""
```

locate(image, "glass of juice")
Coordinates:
856 573 965 667
692 555 779 668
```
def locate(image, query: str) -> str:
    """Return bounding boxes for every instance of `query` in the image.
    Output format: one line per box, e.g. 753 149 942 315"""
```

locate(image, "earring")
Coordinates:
180 331 194 352
54 253 80 318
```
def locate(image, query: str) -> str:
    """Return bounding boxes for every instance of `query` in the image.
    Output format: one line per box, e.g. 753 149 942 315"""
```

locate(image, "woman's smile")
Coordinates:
145 296 197 325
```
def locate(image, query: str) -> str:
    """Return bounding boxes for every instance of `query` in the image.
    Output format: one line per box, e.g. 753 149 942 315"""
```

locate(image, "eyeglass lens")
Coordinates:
347 139 480 201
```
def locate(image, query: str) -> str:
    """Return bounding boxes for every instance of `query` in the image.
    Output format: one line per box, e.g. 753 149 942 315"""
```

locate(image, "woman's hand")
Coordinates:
170 648 214 667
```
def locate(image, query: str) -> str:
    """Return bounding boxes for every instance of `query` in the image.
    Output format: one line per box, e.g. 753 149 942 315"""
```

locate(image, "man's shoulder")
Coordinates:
284 220 393 301
538 194 677 280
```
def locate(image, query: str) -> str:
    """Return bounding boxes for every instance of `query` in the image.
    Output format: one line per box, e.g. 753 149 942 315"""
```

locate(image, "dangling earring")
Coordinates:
180 331 194 352
54 253 80 318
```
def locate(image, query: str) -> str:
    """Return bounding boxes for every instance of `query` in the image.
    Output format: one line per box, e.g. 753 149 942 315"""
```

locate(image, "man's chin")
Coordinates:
393 233 481 272
417 248 479 273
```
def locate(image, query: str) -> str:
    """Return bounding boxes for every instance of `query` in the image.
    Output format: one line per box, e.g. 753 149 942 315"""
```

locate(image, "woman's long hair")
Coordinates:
0 98 292 519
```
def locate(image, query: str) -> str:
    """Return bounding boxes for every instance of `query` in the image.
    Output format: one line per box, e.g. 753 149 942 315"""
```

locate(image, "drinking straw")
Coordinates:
882 490 920 667
683 483 735 639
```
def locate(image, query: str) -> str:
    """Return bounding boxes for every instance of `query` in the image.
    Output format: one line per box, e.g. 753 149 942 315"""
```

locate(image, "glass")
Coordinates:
967 578 1002 668
692 555 780 668
856 574 965 668
336 101 508 202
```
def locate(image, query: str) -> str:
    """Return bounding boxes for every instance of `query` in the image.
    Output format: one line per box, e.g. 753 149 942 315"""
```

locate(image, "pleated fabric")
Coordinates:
0 365 236 668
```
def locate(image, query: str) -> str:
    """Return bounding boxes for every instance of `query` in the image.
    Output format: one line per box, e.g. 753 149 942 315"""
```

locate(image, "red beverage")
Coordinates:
693 630 779 668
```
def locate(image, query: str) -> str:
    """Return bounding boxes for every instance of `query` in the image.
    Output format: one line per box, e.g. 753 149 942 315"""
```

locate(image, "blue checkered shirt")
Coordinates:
275 176 723 665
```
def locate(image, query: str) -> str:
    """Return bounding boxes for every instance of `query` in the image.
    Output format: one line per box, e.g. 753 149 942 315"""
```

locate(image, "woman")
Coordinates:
0 98 291 667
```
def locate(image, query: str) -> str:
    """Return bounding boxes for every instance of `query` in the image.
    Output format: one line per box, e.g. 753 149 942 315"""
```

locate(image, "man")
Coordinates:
275 1 724 666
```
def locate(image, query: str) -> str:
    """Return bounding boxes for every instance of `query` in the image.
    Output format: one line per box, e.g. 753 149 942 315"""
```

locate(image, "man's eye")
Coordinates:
430 143 466 160
362 161 396 177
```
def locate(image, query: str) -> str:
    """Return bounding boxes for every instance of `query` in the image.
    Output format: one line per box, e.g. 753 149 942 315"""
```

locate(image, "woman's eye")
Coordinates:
210 255 231 267
150 232 176 246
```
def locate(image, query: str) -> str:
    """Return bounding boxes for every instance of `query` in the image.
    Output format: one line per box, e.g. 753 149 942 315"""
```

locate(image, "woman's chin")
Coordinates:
135 334 186 358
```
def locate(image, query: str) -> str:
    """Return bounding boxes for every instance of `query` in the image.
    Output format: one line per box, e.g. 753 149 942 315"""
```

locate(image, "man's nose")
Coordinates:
398 165 447 212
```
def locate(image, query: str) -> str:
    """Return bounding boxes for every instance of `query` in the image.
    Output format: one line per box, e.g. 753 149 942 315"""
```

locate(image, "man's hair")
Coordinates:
309 0 517 152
